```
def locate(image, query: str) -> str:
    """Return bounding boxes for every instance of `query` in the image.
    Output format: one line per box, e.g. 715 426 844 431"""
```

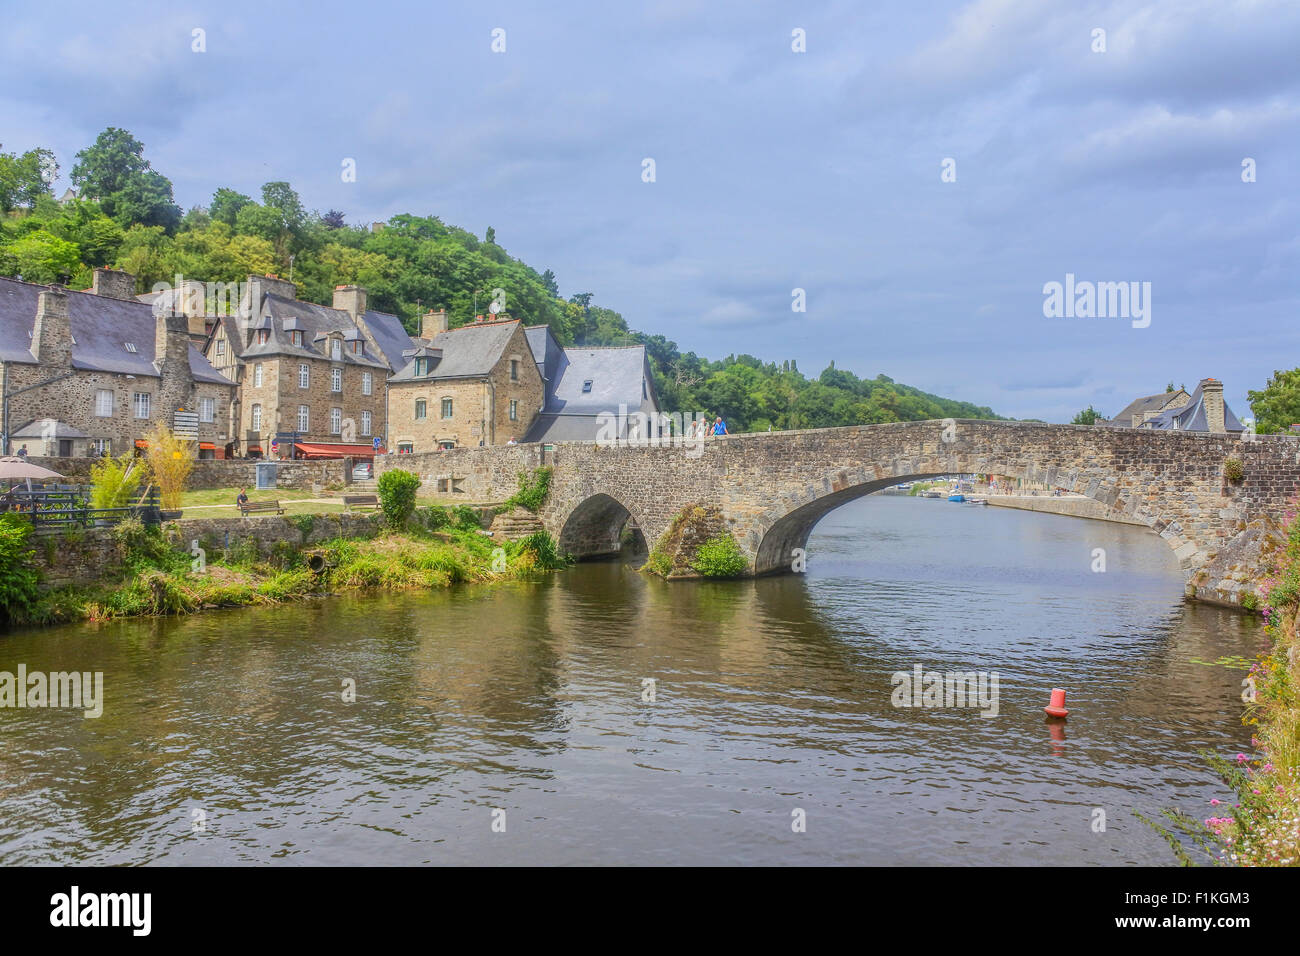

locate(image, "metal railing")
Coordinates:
0 484 162 531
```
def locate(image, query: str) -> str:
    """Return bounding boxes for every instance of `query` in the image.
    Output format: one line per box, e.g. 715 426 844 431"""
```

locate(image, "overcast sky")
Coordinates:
2 0 1297 421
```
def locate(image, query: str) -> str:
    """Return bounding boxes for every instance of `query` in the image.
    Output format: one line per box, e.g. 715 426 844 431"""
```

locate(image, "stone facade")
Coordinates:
1 280 236 457
25 455 348 490
376 420 1300 604
387 319 545 451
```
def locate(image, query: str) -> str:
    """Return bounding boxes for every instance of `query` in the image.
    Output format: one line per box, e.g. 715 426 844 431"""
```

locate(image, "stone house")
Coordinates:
0 269 236 458
385 313 545 452
203 276 413 458
1102 379 1243 434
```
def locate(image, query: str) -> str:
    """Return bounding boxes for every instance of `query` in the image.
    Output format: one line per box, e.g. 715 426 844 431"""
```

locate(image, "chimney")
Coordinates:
31 287 72 366
421 308 449 339
241 273 297 323
91 267 138 301
1201 378 1226 434
333 284 367 319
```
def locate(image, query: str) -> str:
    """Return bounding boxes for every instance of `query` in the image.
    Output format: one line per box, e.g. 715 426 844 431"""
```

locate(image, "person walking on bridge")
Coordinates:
712 417 729 437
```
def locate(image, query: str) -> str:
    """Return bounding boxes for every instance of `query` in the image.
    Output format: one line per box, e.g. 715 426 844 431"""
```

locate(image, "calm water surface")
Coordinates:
0 495 1265 865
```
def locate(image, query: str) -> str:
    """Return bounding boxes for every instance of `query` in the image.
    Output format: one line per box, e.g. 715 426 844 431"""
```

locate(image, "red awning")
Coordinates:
198 442 216 450
292 442 384 459
134 439 149 448
248 445 263 453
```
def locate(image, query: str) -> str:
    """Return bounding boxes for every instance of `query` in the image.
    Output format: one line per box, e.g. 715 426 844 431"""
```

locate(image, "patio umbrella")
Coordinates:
0 456 64 493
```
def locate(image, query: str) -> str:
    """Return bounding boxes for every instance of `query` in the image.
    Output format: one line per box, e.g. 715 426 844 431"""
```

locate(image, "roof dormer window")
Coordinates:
123 342 137 353
290 330 303 346
331 337 342 360
256 329 270 344
582 379 593 393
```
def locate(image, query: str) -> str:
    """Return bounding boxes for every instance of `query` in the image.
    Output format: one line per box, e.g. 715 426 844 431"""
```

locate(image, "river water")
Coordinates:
0 495 1264 865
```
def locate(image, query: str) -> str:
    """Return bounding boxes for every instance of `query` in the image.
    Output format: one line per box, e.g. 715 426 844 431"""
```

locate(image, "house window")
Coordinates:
123 342 136 353
352 340 363 355
509 399 518 421
510 359 518 381
439 440 455 450
441 398 453 419
91 438 111 456
133 392 151 419
398 442 414 454
299 364 309 388
331 338 342 360
415 399 427 421
215 338 225 356
332 367 342 392
298 405 309 432
582 380 593 393
414 358 426 376
200 397 214 423
362 371 372 395
290 330 303 346
94 389 113 417
251 403 262 432
330 407 342 434
361 411 371 436
254 363 263 387
257 329 270 344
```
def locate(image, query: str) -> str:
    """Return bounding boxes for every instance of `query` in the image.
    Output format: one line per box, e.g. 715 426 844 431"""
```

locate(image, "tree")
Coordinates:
261 181 305 234
1072 405 1101 425
2 231 81 283
0 146 57 211
541 268 558 297
322 209 346 229
70 128 179 231
210 188 253 226
485 226 496 244
1248 369 1300 434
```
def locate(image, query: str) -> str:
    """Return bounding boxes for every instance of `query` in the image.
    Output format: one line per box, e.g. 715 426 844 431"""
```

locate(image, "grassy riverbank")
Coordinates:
1151 508 1300 866
0 506 567 627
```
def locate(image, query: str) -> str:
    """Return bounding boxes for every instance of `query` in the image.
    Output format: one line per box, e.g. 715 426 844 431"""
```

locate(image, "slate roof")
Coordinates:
237 294 393 370
1104 390 1186 427
525 325 564 389
11 418 90 439
0 276 234 386
1140 380 1244 433
521 345 657 443
389 320 521 382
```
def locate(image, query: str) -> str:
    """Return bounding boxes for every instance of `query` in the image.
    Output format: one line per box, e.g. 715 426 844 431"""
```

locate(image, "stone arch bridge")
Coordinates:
377 420 1300 605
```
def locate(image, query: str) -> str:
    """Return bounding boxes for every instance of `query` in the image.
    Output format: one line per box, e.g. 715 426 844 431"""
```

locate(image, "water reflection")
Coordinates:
0 495 1265 865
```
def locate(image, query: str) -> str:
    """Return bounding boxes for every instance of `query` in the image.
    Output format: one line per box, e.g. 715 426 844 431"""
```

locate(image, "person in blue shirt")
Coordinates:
712 417 728 436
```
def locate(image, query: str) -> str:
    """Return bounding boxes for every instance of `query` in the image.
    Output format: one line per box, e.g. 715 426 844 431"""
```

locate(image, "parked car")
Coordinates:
351 461 373 480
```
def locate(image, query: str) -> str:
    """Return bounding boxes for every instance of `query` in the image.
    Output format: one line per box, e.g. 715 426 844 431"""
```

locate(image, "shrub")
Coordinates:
511 531 567 570
452 505 482 531
113 516 184 573
691 533 748 578
141 423 196 510
503 467 552 513
421 506 452 531
0 513 40 623
377 469 421 528
88 453 143 510
1224 458 1245 484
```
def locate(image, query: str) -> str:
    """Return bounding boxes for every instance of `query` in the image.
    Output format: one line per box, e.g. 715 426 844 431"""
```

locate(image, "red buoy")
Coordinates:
1044 688 1069 718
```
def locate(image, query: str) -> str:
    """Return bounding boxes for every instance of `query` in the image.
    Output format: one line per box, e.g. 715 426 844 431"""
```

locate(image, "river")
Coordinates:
0 494 1264 865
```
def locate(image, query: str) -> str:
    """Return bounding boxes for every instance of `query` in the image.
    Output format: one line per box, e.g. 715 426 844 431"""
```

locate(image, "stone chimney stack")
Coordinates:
332 285 367 319
421 308 449 340
1201 378 1226 434
31 287 72 366
241 273 297 322
91 267 137 300
155 306 191 370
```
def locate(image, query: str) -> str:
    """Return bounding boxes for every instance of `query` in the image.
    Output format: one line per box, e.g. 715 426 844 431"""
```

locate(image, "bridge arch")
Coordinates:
743 458 1172 576
556 492 645 561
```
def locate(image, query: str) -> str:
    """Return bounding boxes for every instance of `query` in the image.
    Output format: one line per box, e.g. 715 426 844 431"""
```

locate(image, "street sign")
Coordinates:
373 437 381 450
173 409 199 440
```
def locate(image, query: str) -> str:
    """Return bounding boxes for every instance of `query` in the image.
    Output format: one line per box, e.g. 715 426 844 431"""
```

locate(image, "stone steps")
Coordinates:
489 507 544 540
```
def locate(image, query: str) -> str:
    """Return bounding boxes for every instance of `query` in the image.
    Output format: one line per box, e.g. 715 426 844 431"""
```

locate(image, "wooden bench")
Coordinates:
342 493 380 513
238 499 285 516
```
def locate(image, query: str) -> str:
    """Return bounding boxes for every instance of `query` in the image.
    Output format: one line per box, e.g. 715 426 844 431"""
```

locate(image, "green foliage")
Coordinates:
0 146 56 212
420 505 452 531
1248 369 1300 435
510 531 567 570
377 469 421 528
1072 405 1101 425
1224 458 1245 484
503 467 552 512
289 513 316 539
70 128 179 231
88 453 142 509
0 514 40 622
452 505 482 531
690 533 748 578
643 549 672 576
113 517 185 573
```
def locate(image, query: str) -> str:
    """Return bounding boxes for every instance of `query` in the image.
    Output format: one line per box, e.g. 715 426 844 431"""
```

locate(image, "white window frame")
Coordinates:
331 367 342 393
199 397 214 423
415 399 427 421
133 392 151 419
330 407 342 435
331 338 342 360
362 371 372 396
251 403 262 432
254 363 263 387
441 398 453 419
298 405 310 432
94 389 113 418
509 399 518 421
361 410 371 436
299 364 309 388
